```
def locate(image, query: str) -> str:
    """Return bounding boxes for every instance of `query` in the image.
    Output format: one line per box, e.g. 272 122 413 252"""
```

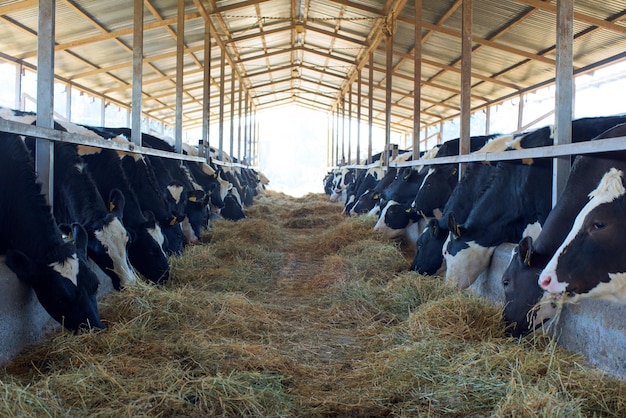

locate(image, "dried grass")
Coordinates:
2 191 626 417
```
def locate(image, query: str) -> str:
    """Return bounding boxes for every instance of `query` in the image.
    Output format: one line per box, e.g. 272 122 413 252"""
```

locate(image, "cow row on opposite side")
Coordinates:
325 114 626 338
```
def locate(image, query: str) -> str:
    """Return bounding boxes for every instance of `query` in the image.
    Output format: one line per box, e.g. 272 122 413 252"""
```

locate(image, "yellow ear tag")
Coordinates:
455 225 461 237
523 249 532 266
189 196 197 202
213 173 218 178
373 194 379 199
405 207 412 213
170 216 178 226
109 202 115 212
452 168 457 175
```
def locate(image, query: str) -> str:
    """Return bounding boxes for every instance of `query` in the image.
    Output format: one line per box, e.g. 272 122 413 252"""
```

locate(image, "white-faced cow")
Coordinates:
502 123 626 336
539 167 626 304
0 131 103 331
444 115 626 290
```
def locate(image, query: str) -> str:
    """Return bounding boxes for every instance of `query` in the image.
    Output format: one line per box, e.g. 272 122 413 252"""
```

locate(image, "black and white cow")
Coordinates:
411 161 498 276
350 167 398 217
539 166 626 304
42 140 139 289
77 142 170 285
1 108 139 290
502 124 626 336
0 131 103 331
444 115 626 290
135 132 215 241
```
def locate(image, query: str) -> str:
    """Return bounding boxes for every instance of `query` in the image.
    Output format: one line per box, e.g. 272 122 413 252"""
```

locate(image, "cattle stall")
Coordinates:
2 0 626 413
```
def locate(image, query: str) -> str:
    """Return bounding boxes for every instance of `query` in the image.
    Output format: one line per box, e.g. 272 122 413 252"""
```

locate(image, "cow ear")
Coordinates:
428 218 439 237
58 223 73 241
518 236 534 267
188 190 206 203
108 188 125 218
143 210 156 226
4 249 36 284
71 223 89 259
448 213 460 237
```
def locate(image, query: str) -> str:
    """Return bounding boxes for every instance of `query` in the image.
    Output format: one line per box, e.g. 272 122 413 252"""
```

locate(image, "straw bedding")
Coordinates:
1 190 625 417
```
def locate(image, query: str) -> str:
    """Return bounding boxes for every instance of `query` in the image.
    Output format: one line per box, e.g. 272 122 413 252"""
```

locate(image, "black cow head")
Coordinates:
502 236 556 337
5 223 104 332
411 218 447 276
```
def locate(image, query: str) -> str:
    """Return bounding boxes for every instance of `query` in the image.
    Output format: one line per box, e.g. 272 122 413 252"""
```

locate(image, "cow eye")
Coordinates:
592 221 605 230
502 278 510 287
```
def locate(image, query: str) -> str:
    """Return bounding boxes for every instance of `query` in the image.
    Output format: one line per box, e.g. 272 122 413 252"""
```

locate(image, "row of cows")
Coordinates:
325 114 626 337
0 106 268 332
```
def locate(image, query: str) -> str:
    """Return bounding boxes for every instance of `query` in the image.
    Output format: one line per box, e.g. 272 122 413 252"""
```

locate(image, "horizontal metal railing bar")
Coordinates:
335 135 626 170
0 118 206 163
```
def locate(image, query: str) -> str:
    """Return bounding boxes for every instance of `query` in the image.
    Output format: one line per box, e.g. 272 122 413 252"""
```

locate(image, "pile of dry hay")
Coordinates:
1 190 625 417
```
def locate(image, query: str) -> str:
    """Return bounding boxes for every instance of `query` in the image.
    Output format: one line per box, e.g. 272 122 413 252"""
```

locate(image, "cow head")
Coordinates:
126 211 170 285
539 168 626 304
5 223 104 332
444 213 496 289
502 236 557 337
85 188 138 290
411 218 447 276
373 201 419 239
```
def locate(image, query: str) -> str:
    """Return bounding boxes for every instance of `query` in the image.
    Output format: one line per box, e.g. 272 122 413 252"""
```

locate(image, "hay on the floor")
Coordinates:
2 191 626 417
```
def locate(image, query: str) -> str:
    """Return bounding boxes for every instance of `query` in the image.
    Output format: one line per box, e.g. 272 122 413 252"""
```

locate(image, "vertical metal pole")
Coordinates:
356 70 361 165
229 75 235 158
131 0 143 146
413 0 422 159
384 21 393 167
218 52 225 160
335 103 340 165
254 110 259 165
517 93 524 131
341 98 346 164
36 0 55 206
459 0 472 178
238 86 243 160
202 19 211 158
554 0 573 207
368 53 374 164
15 64 22 110
174 0 184 153
66 84 72 121
485 105 490 134
244 92 249 162
347 89 352 164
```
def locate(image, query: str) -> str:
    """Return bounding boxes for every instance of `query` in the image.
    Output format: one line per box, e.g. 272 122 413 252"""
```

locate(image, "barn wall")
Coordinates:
0 257 113 366
472 243 626 380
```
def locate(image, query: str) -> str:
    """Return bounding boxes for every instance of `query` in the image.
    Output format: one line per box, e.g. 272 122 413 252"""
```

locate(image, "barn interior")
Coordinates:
2 1 626 415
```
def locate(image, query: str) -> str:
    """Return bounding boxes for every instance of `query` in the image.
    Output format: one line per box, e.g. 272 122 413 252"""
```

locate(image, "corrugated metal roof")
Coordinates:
1 0 626 136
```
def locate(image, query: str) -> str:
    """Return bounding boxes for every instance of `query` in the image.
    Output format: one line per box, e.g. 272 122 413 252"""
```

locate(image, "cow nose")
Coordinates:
538 273 552 289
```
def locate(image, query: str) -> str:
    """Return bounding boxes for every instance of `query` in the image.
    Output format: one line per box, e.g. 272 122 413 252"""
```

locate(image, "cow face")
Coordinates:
373 201 417 239
5 224 103 332
90 214 137 290
412 165 458 218
350 190 379 216
127 212 170 285
502 236 556 337
221 191 246 221
540 168 626 304
443 213 495 289
410 218 447 276
184 189 210 241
